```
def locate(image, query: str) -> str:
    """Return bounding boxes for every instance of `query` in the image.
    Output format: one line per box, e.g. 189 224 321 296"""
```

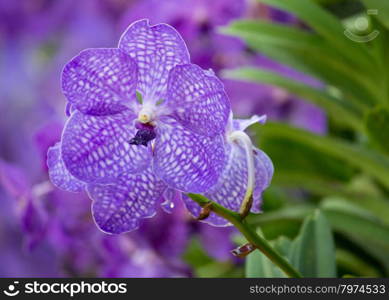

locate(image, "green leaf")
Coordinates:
258 134 355 195
365 106 389 155
344 176 389 225
248 199 389 275
322 198 389 273
223 67 363 131
248 205 315 227
336 249 381 277
271 171 353 197
289 210 336 277
256 122 389 190
361 0 389 29
369 21 389 103
247 205 314 240
258 0 374 67
222 20 380 106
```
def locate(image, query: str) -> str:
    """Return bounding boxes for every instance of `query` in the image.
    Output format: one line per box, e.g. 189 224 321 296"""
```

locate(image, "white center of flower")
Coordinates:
137 105 156 124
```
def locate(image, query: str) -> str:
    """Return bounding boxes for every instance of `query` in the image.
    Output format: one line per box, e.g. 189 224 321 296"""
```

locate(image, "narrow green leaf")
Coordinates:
289 210 336 277
247 205 314 239
365 106 389 155
256 122 389 190
248 205 315 226
258 0 375 67
248 199 389 275
344 176 389 225
257 133 355 196
361 0 389 29
369 21 389 103
336 249 381 277
222 20 380 106
223 67 363 131
322 198 389 273
271 171 353 197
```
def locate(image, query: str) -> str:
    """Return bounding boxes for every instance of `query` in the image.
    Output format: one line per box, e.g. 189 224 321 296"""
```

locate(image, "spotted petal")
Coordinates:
61 111 151 183
88 167 166 234
154 117 226 193
183 145 273 226
119 19 190 103
62 48 138 116
167 64 230 136
47 143 85 192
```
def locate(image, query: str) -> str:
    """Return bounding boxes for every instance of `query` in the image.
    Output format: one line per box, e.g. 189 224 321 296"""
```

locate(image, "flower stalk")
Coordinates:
187 193 302 278
228 131 255 218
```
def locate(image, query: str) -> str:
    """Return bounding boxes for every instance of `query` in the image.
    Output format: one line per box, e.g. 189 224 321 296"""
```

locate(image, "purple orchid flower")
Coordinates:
48 19 231 234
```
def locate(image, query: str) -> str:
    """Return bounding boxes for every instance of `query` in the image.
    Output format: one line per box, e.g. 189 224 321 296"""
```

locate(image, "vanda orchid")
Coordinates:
48 19 273 234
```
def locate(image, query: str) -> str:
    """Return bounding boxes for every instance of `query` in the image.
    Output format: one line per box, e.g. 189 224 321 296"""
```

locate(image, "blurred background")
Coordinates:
1 0 389 277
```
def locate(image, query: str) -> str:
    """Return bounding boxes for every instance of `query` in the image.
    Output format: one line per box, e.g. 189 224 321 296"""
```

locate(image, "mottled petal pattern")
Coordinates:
183 145 273 226
119 19 190 103
62 48 138 115
0 160 32 201
154 117 226 193
167 64 230 136
61 111 151 183
88 167 166 234
47 143 85 192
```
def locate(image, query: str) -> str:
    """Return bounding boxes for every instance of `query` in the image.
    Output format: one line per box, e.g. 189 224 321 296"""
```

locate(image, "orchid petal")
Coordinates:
167 64 230 136
61 111 151 183
119 19 190 103
62 48 138 115
88 167 166 234
47 143 85 192
154 117 226 193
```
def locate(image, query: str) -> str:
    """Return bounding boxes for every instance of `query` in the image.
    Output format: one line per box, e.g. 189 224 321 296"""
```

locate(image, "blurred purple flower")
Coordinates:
0 157 192 277
198 224 235 262
120 0 246 69
227 54 327 135
0 160 49 250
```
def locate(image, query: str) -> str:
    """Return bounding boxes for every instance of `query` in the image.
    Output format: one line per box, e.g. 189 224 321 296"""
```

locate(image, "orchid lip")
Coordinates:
130 123 156 147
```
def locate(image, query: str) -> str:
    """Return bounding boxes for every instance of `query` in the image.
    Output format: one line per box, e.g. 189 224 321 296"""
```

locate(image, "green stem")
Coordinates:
188 193 302 278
